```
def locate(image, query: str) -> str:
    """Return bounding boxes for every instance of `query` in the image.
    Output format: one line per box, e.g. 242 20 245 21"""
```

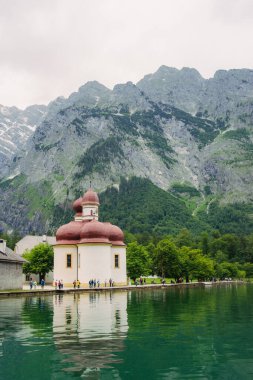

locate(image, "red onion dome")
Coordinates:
80 219 110 244
109 224 125 246
82 188 100 205
56 221 83 244
103 222 125 245
73 197 83 214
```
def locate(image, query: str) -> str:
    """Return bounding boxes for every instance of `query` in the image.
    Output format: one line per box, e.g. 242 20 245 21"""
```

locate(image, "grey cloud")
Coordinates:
0 0 252 108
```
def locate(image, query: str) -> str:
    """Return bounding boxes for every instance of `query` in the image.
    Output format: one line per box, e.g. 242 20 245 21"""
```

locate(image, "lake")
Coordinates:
0 284 253 379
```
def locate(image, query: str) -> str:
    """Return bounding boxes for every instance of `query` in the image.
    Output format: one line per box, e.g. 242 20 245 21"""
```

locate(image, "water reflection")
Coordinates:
1 286 253 379
53 291 128 376
122 285 253 380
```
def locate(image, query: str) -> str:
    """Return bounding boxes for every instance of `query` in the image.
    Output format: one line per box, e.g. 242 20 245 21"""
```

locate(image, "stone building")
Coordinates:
0 239 26 290
15 235 56 284
54 188 127 287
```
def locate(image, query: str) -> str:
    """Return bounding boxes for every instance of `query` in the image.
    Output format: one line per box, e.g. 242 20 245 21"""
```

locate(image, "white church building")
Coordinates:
54 188 127 287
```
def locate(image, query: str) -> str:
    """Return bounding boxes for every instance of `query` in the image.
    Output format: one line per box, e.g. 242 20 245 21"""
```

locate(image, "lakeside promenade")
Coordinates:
0 280 244 298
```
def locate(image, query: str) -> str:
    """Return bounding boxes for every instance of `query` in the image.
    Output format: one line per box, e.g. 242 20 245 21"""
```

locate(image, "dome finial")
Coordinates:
89 180 92 189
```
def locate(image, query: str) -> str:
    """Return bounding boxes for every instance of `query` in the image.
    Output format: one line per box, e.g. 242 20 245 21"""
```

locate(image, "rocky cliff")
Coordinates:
1 66 253 235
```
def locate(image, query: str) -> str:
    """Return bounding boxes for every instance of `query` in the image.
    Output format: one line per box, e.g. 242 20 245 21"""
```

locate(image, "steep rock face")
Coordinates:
137 66 253 124
137 66 206 114
0 104 47 177
14 79 226 199
1 66 253 234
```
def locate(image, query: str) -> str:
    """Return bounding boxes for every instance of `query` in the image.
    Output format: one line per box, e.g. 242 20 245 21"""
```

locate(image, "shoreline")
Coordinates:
0 280 245 298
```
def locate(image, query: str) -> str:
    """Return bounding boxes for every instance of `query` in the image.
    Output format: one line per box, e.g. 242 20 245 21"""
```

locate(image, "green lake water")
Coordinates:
0 284 253 379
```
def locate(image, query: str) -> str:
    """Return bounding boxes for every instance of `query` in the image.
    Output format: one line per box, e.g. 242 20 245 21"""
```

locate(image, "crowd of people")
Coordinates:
29 278 45 289
54 279 63 289
88 278 115 288
68 278 115 288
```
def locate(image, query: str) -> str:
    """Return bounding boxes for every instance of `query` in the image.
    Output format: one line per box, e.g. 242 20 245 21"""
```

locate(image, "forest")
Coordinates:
2 176 253 282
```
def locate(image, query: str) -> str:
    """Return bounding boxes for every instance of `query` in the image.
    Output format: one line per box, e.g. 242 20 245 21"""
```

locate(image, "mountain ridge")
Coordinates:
1 65 253 235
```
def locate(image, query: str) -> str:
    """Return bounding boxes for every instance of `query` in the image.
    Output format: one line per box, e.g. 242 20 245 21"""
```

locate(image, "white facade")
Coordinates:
53 189 127 287
54 243 127 287
111 246 127 284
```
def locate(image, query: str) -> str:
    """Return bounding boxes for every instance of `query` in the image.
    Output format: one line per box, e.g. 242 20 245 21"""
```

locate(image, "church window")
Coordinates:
114 254 119 268
66 254 72 268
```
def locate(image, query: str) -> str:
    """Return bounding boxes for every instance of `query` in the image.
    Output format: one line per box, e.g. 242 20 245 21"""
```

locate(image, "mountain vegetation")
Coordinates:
126 227 253 281
1 65 253 244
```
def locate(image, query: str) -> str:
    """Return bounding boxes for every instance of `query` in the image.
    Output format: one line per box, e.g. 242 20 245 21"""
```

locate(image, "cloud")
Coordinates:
211 0 253 24
0 0 252 108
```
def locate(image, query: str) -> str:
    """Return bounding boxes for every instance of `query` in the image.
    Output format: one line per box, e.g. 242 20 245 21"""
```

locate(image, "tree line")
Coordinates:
126 228 253 281
2 228 253 282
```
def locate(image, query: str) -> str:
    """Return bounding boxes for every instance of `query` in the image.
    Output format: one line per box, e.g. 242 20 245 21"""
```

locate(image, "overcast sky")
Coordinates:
0 0 253 109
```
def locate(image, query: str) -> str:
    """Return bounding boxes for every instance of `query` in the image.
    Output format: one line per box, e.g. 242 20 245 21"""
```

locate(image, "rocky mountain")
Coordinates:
0 104 47 177
1 66 253 235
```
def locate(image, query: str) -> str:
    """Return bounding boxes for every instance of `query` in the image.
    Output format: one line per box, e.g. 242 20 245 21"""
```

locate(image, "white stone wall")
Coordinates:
82 206 98 220
0 262 24 290
78 244 112 284
111 246 127 285
54 244 127 286
54 245 77 286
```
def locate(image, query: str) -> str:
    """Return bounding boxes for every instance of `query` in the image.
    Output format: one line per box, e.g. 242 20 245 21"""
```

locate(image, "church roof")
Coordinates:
73 197 83 213
82 188 100 205
80 219 111 244
56 219 125 246
56 187 125 246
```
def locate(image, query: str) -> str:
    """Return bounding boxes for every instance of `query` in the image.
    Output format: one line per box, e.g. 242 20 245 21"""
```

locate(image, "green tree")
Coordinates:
23 243 54 282
185 249 214 281
154 238 181 280
210 234 239 260
200 231 209 255
0 230 22 250
214 250 228 263
145 242 156 275
239 262 253 277
178 246 191 282
178 247 214 282
126 242 151 279
215 262 244 280
174 228 193 248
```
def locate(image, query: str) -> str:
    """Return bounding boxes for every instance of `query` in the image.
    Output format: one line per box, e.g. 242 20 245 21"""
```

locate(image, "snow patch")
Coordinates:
6 171 20 180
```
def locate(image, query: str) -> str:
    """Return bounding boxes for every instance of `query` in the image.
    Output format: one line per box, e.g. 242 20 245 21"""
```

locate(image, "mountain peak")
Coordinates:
78 80 110 93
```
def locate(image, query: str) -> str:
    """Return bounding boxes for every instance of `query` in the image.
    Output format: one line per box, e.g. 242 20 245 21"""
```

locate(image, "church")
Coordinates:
54 188 127 287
